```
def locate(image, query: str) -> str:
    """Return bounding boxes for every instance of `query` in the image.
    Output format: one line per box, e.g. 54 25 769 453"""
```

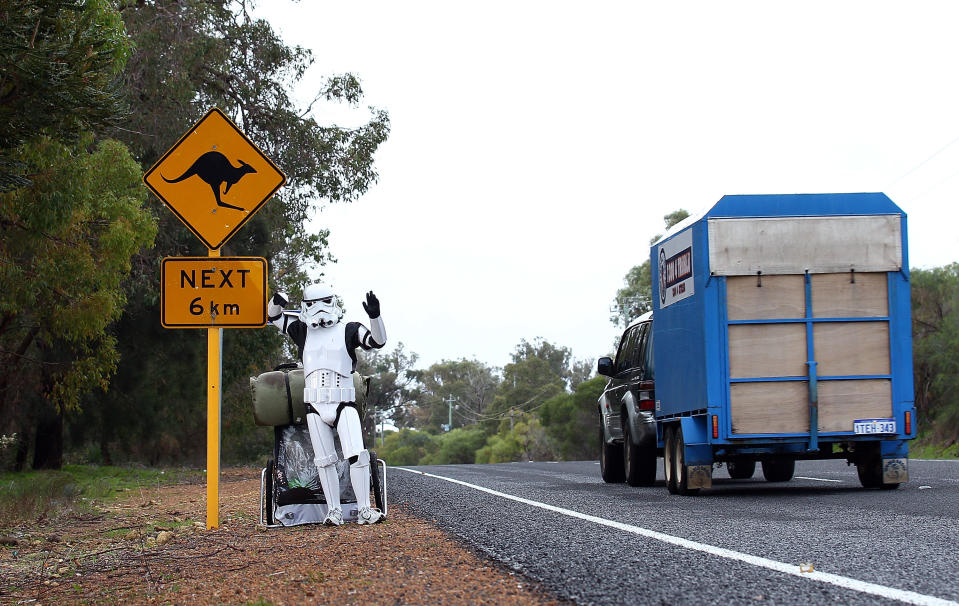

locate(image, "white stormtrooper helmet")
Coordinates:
301 283 340 328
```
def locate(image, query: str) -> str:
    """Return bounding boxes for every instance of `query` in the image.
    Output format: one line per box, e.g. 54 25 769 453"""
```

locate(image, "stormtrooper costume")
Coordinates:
268 284 386 526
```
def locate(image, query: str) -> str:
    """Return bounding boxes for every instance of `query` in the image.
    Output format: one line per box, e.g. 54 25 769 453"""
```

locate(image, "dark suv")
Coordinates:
596 311 659 486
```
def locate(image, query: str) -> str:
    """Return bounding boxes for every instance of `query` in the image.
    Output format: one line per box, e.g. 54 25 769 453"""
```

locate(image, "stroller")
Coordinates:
250 363 387 527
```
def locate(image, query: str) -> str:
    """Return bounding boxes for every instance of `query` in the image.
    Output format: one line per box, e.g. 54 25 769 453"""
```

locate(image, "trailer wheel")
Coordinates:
624 424 656 487
727 459 756 480
761 458 795 482
600 424 625 483
663 426 678 494
673 425 700 495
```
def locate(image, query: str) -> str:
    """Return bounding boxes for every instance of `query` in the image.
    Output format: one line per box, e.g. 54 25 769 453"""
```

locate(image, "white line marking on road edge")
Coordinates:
795 476 843 483
396 467 957 606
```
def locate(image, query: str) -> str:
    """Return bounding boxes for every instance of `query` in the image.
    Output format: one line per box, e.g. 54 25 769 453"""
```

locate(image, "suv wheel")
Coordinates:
624 423 657 487
599 423 624 483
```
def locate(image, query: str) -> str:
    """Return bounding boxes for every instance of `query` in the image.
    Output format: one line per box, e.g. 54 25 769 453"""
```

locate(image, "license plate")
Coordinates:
853 418 896 435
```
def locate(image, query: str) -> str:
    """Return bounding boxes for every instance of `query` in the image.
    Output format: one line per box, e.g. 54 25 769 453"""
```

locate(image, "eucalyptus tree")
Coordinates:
911 264 959 447
0 136 156 468
0 0 131 191
610 209 689 327
80 0 390 464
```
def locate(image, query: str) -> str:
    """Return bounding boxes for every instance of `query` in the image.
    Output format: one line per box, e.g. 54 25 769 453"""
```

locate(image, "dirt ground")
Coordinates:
0 467 568 605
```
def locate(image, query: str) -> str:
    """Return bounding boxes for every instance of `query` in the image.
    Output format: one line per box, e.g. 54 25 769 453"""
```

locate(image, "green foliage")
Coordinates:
911 264 959 446
610 209 689 327
538 376 606 460
376 429 438 466
611 262 653 327
420 427 487 465
484 339 572 437
0 464 201 529
0 136 157 413
115 0 390 287
409 358 499 432
475 413 551 463
356 344 419 441
0 0 132 190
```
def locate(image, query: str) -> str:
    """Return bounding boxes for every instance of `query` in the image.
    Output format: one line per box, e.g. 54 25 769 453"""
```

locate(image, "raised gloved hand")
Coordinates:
271 292 288 307
362 291 380 318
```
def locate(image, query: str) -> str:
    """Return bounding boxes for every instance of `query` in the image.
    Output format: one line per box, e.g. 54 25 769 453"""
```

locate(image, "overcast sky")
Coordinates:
254 1 959 371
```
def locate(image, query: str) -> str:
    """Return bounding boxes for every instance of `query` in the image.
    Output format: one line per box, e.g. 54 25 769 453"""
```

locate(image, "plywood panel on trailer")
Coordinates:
729 324 807 378
727 275 805 321
814 322 890 376
730 381 809 434
812 272 888 318
708 215 903 275
818 379 892 433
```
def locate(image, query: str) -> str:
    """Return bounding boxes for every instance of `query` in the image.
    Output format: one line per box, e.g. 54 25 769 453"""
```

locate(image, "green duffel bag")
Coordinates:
249 364 370 427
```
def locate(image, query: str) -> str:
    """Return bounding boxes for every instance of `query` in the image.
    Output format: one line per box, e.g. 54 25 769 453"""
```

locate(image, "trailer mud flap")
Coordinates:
687 465 713 489
882 458 908 484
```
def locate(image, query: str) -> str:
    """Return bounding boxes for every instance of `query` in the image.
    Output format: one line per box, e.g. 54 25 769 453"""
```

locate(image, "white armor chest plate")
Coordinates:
303 322 352 377
302 323 355 404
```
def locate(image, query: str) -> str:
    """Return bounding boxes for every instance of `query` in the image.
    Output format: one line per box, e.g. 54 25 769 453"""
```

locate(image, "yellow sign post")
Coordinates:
206 249 221 531
144 108 285 529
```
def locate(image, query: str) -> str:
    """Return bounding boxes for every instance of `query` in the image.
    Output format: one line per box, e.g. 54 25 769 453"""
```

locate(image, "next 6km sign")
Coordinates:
161 257 267 328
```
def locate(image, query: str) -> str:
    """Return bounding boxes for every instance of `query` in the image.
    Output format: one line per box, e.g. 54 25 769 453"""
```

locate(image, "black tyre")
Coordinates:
264 459 275 525
673 425 700 495
727 459 756 480
761 458 795 482
369 450 385 510
624 423 657 487
856 459 882 488
663 426 678 494
600 423 625 483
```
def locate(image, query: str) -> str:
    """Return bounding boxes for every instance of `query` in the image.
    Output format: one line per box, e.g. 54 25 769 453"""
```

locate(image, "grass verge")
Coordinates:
912 439 959 460
0 465 202 530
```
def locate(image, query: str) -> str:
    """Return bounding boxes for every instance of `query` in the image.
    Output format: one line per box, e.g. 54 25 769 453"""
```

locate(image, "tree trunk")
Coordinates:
14 431 29 471
100 437 113 466
32 410 63 470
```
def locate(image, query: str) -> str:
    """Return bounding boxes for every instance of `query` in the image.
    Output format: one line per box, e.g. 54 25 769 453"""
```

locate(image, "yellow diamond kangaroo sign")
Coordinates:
144 107 286 250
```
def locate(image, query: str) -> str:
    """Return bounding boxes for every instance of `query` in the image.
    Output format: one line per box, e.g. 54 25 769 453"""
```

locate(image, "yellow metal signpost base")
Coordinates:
207 248 221 529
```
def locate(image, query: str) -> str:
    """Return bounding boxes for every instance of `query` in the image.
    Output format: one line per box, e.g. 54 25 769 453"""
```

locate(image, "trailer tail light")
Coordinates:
712 415 719 439
905 411 912 435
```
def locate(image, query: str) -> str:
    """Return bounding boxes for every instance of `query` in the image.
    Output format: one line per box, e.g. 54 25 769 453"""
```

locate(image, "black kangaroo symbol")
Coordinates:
162 151 257 211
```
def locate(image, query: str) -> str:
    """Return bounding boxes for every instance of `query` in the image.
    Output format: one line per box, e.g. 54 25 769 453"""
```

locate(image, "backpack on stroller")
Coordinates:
250 363 387 527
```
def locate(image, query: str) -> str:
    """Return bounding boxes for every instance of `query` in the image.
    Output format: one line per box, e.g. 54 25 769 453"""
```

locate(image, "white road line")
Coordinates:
396 467 957 606
795 476 843 483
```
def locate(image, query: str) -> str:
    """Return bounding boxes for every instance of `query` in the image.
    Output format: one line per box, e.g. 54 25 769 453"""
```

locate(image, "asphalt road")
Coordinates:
388 458 959 606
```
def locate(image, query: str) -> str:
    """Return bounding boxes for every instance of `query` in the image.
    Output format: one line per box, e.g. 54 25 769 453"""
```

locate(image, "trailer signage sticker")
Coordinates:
658 228 694 308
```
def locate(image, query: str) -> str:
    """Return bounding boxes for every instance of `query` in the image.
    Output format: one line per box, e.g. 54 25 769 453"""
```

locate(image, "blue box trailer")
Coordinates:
650 193 914 494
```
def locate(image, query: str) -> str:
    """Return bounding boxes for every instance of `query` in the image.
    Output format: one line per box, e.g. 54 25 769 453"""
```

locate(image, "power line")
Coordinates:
886 132 959 190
